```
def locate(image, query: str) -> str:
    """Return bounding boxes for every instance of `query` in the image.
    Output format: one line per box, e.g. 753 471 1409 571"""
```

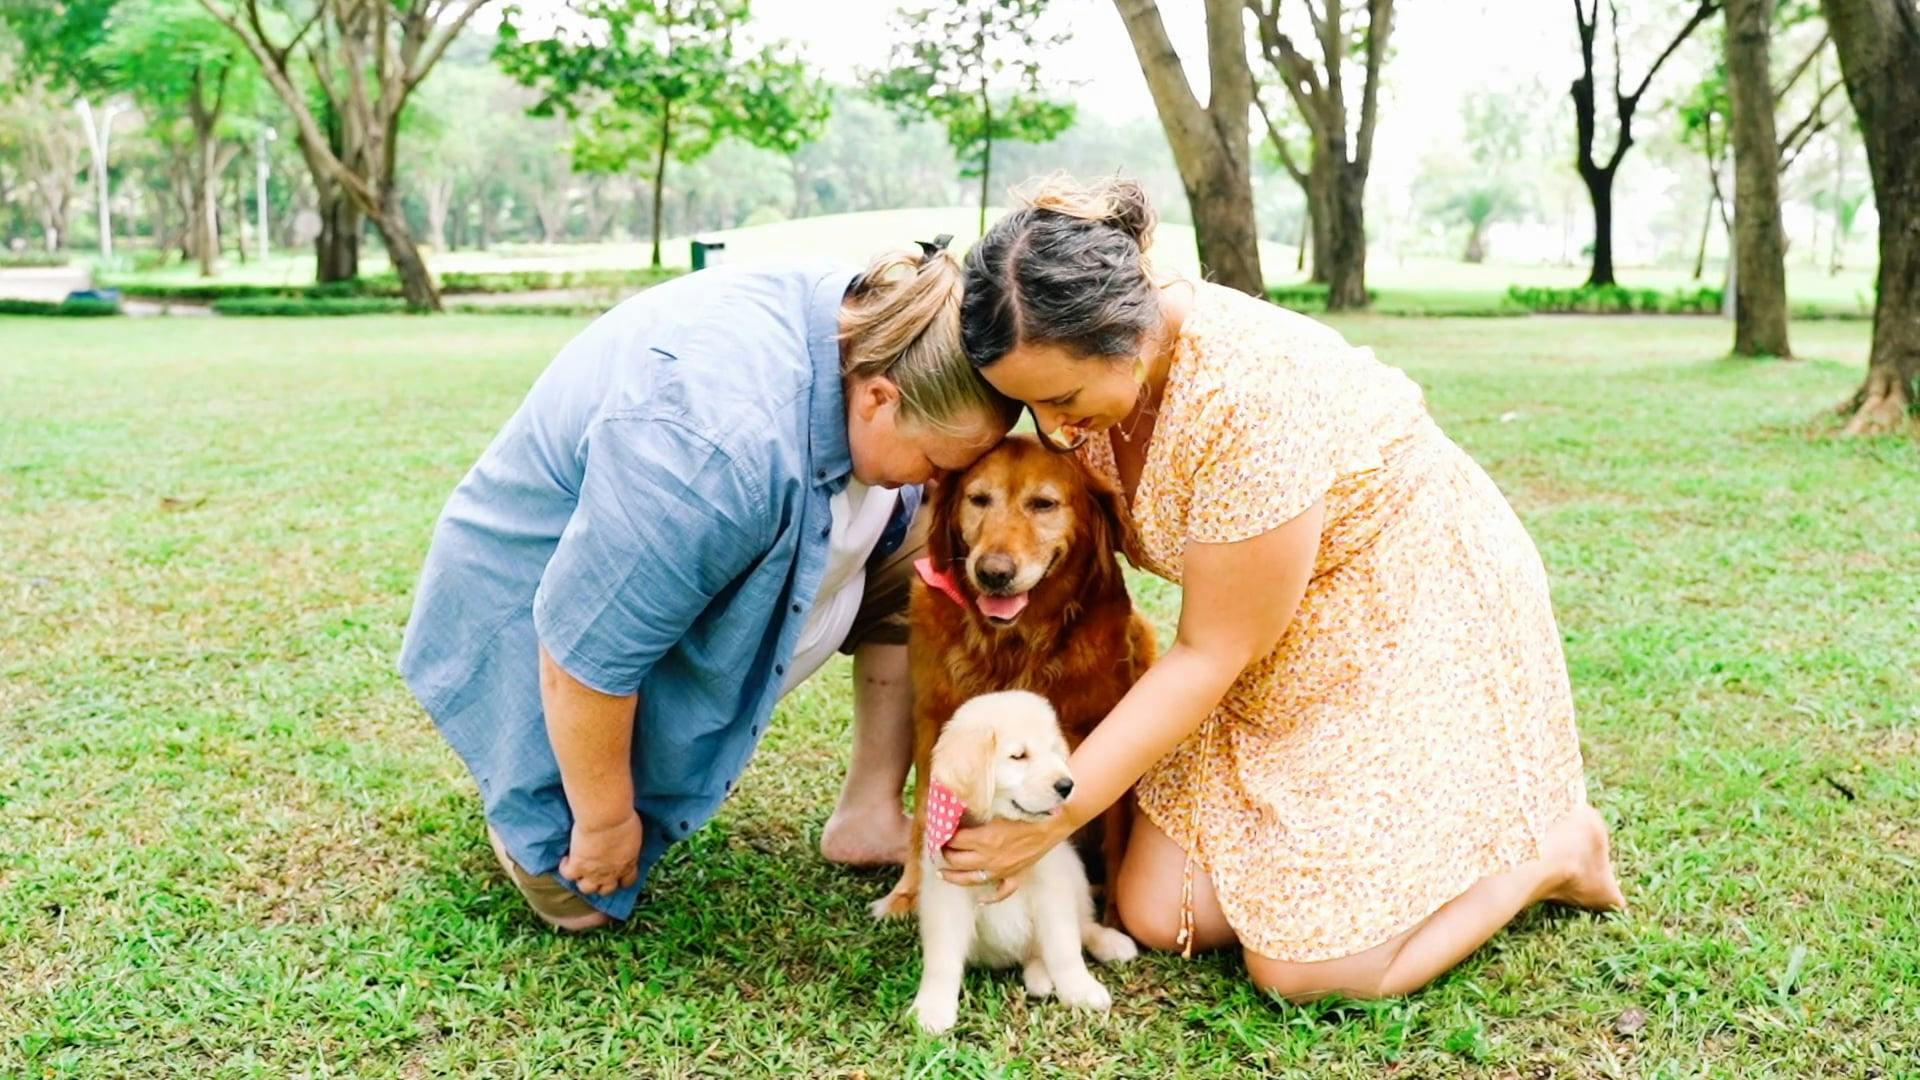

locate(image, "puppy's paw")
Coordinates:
911 990 959 1034
1052 970 1112 1012
1085 926 1138 965
1021 959 1055 999
869 887 916 921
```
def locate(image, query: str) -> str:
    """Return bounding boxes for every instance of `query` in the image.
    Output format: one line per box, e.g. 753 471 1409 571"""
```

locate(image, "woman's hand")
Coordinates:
938 810 1075 901
560 811 643 895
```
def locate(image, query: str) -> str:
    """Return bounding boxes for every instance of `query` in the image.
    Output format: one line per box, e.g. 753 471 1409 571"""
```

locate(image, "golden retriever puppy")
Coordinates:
909 691 1137 1034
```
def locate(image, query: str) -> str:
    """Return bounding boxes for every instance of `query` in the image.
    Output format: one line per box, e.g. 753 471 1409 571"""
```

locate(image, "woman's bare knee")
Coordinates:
1117 888 1186 953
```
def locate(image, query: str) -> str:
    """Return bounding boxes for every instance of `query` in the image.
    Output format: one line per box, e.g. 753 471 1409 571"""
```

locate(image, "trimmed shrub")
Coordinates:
0 251 72 269
211 296 412 316
0 297 121 316
1504 284 1725 314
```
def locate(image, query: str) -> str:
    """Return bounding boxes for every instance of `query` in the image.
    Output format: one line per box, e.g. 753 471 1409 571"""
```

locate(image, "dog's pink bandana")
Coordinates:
924 780 967 856
914 558 969 608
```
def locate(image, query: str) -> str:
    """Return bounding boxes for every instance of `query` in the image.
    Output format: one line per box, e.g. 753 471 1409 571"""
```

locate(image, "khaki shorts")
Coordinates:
837 502 929 654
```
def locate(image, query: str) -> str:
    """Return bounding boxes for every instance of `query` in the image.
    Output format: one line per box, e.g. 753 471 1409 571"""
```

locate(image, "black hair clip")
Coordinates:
916 233 953 259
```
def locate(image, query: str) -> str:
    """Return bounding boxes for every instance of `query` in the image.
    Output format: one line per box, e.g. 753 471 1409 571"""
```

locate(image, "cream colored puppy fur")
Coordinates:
909 690 1137 1034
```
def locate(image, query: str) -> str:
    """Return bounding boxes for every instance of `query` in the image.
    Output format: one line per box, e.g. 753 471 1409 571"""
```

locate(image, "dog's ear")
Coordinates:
929 718 996 816
1077 461 1133 596
924 469 970 571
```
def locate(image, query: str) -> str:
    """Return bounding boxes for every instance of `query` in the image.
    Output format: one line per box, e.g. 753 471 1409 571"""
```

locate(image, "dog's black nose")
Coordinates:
1053 778 1075 799
975 555 1016 591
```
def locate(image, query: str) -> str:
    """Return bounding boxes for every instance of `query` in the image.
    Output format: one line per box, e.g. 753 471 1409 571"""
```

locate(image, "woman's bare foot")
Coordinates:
820 805 910 867
1541 804 1627 911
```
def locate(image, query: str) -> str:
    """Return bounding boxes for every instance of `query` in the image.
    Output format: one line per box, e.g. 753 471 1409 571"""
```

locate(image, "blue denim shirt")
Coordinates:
398 260 881 919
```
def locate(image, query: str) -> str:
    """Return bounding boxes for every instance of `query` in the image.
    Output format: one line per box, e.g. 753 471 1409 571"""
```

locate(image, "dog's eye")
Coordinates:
1027 498 1058 513
1009 749 1028 761
968 493 992 508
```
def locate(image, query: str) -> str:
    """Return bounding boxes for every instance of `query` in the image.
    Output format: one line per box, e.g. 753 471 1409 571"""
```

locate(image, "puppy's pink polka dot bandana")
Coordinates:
924 780 966 856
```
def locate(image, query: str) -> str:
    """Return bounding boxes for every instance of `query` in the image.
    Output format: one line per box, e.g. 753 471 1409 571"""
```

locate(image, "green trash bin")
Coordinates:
691 237 726 271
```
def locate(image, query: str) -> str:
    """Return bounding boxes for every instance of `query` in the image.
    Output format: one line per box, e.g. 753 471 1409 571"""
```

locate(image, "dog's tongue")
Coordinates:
976 592 1029 620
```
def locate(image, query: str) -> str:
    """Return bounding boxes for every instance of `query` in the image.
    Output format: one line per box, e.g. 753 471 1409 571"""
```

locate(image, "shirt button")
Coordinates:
774 664 784 675
679 820 690 832
791 603 802 614
820 526 831 540
816 469 828 480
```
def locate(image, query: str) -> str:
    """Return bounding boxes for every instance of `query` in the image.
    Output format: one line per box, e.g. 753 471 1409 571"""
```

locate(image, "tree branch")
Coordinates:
1114 0 1205 141
1626 0 1720 105
1772 29 1829 102
1251 84 1308 186
1354 0 1394 172
1247 0 1326 137
407 0 489 90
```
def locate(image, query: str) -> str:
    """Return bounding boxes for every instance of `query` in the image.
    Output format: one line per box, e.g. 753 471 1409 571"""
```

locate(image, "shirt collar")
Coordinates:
806 268 861 492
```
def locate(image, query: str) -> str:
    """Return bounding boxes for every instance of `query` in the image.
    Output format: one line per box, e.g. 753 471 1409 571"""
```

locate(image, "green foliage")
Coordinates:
93 0 258 128
210 296 414 317
494 0 829 257
0 296 120 316
867 0 1074 226
0 0 116 94
1505 283 1726 314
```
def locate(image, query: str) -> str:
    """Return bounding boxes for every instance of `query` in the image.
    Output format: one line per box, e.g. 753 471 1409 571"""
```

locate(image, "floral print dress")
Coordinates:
1081 283 1589 962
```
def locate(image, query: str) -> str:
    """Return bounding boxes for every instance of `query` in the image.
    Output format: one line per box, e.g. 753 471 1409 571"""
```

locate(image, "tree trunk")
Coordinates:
1464 219 1488 264
1113 0 1264 296
650 105 672 269
1724 0 1792 357
425 177 454 252
316 183 361 282
373 206 441 310
1822 0 1920 433
1324 163 1368 310
75 100 115 260
1581 165 1618 287
195 128 221 277
1306 157 1332 283
1693 191 1718 279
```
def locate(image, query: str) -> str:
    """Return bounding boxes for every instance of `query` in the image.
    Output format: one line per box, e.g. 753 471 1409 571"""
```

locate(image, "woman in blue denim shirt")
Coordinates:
399 241 1016 929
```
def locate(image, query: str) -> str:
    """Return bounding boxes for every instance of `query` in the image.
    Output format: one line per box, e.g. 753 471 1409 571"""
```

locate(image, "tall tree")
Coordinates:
868 0 1075 234
1247 0 1396 311
99 0 259 277
197 0 490 310
1570 0 1721 286
1 0 124 258
1821 0 1920 434
1723 0 1792 356
495 0 828 270
1111 0 1263 296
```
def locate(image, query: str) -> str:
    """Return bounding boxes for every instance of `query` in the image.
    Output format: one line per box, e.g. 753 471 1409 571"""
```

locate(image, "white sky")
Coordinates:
750 0 1577 180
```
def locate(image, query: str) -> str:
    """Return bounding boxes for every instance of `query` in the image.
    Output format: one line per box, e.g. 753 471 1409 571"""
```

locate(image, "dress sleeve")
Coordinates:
1183 369 1356 546
533 415 765 696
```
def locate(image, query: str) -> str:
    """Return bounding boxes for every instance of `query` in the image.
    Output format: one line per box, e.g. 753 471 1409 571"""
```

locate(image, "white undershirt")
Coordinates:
779 480 897 696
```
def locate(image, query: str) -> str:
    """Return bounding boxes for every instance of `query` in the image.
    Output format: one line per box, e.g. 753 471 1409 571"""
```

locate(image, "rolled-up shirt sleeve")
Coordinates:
533 415 764 697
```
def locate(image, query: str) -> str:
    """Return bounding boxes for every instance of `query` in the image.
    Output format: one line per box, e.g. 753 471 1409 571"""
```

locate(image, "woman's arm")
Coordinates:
940 499 1325 888
541 643 644 895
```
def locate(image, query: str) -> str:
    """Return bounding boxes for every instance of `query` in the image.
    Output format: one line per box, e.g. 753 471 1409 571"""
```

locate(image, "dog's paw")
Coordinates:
1021 959 1055 999
869 888 916 922
911 990 959 1034
1085 926 1138 965
1052 970 1112 1012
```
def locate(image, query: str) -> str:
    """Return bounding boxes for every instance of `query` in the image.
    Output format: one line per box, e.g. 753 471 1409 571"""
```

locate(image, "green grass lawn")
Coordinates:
1 313 1914 1076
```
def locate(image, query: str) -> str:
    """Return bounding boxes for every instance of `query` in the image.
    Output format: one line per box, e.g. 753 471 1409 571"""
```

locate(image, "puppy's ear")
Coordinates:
929 720 996 816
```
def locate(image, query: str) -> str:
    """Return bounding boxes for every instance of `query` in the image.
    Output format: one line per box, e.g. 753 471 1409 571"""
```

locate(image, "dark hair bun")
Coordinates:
1017 173 1156 250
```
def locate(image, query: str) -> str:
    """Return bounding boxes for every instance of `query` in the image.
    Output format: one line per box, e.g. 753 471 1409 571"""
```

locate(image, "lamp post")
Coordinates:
256 126 277 262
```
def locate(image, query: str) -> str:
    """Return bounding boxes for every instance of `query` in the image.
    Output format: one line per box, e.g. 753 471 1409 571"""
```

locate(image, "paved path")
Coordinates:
0 265 90 302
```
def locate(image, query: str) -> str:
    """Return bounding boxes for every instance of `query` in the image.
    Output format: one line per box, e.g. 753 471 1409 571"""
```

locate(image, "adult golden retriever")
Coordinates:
872 434 1157 921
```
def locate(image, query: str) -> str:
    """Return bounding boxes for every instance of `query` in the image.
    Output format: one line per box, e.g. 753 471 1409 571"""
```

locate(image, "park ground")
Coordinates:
0 312 1915 1076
